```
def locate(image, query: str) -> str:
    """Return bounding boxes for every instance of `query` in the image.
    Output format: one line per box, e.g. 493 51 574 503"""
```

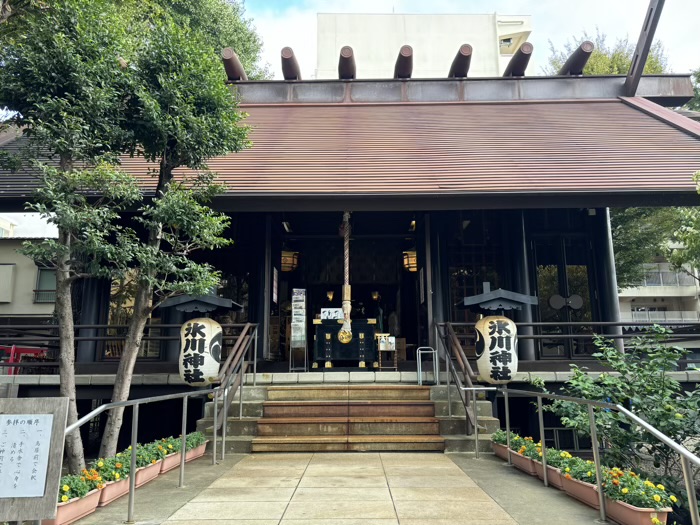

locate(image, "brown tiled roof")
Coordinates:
3 98 700 205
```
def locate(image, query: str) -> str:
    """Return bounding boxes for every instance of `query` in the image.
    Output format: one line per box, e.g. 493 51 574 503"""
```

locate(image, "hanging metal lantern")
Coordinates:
474 315 518 384
281 251 299 272
178 318 223 386
403 250 418 272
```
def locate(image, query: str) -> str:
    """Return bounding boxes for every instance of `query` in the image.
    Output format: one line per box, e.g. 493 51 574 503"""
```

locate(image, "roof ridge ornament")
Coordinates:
503 42 533 77
394 45 413 79
448 44 473 78
338 46 356 80
221 48 247 82
558 41 594 76
281 46 301 81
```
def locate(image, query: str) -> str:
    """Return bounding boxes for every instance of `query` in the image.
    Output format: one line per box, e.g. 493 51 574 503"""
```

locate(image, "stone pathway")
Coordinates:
77 452 601 525
165 452 517 525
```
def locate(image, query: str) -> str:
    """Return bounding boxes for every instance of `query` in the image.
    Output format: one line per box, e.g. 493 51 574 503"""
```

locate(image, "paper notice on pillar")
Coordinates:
292 288 306 302
0 414 53 498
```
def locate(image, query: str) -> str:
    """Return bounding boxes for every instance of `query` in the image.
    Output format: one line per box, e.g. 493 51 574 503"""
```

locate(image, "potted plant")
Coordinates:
490 429 512 460
185 431 208 461
602 469 675 525
560 455 601 509
93 454 130 507
159 436 183 473
531 447 566 490
508 435 538 476
42 470 103 525
124 443 162 488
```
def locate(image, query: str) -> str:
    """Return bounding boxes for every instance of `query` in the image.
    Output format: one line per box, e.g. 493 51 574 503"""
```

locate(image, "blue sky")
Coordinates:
242 0 700 79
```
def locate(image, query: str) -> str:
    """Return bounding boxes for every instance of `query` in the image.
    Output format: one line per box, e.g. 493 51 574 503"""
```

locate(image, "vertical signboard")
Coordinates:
0 397 69 523
289 288 307 371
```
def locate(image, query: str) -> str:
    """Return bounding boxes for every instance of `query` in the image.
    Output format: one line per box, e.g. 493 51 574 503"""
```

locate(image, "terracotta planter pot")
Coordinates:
509 451 537 476
160 452 183 473
491 442 509 461
561 475 600 509
98 478 129 507
42 489 100 525
533 461 564 490
134 461 161 488
605 497 671 525
185 441 208 462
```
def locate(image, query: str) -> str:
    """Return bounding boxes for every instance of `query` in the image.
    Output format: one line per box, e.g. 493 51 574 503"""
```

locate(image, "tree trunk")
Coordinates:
56 227 86 474
98 279 153 458
99 159 172 458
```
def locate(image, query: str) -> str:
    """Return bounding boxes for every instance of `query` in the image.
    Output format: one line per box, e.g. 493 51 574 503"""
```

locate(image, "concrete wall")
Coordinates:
316 13 532 79
0 239 54 316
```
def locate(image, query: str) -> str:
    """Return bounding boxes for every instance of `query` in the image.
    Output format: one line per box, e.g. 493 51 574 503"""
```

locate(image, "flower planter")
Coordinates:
533 461 564 490
134 461 161 488
605 497 671 525
160 452 183 473
98 478 129 507
185 441 208 462
561 475 600 509
509 451 538 476
42 489 100 525
491 442 509 461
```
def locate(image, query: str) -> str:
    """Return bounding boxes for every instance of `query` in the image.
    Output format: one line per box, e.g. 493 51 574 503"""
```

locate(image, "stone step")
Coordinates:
204 401 263 418
206 436 254 454
439 416 500 435
443 434 495 454
262 400 436 418
257 416 440 436
433 399 492 417
266 385 432 401
251 435 445 453
197 417 259 437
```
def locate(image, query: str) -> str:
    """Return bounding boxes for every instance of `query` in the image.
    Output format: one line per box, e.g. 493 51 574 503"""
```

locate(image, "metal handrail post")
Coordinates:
472 393 480 459
253 326 258 386
680 456 700 525
537 396 548 487
238 365 244 421
221 382 228 462
587 404 607 522
212 394 218 465
178 396 187 488
126 404 139 524
504 386 512 466
446 357 452 418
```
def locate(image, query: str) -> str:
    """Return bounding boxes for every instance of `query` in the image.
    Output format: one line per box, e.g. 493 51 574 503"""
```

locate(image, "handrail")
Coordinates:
59 322 259 524
498 387 700 525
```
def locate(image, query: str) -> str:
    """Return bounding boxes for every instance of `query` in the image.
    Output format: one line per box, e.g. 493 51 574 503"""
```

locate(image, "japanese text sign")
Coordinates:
474 316 518 384
179 318 223 386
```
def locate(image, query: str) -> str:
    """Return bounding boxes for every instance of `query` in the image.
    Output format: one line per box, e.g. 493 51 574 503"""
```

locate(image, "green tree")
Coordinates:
0 0 141 474
533 326 700 523
160 0 270 79
98 14 249 458
685 68 700 111
546 30 668 75
611 207 684 289
667 176 700 281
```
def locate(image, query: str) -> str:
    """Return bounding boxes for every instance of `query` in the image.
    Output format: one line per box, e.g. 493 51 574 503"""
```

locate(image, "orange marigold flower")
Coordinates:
564 474 572 480
612 479 620 486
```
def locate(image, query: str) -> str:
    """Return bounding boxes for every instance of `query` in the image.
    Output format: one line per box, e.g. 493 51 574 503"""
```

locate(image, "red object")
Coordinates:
1 345 47 375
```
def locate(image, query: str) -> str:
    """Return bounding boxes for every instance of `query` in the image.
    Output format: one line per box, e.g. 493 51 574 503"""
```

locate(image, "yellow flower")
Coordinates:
62 485 70 492
168 444 173 449
670 495 677 503
61 495 69 502
657 484 665 491
97 483 104 490
587 471 592 477
115 463 122 469
565 468 571 473
645 481 655 488
652 519 662 525
621 488 629 494
653 495 661 503
116 453 122 457
115 473 120 480
97 461 104 468
151 459 157 465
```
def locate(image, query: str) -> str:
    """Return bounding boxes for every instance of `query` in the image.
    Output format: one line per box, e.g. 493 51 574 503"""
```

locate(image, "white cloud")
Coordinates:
244 0 700 79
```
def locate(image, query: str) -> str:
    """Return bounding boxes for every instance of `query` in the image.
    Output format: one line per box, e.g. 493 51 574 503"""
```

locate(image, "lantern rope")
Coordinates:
339 211 352 343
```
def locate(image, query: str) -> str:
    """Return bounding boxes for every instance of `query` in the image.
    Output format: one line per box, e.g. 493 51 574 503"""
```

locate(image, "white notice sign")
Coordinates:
0 414 53 498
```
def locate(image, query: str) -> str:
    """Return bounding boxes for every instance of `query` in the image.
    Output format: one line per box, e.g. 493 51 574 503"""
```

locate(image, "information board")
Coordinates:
0 397 69 522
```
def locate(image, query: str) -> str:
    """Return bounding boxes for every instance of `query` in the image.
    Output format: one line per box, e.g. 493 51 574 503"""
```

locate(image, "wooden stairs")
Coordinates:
251 385 445 452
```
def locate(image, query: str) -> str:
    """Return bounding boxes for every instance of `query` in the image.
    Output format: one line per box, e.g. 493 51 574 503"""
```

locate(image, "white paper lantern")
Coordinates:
474 315 518 384
178 318 223 387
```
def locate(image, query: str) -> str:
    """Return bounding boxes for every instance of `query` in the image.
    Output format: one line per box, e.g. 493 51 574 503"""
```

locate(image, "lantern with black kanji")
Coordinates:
178 318 223 386
474 315 518 384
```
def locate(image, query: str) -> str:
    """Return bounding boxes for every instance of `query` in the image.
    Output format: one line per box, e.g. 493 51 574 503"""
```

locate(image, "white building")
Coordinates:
315 13 533 79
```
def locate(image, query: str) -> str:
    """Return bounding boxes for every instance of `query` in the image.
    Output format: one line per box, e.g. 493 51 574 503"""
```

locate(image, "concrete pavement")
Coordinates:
77 452 601 525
